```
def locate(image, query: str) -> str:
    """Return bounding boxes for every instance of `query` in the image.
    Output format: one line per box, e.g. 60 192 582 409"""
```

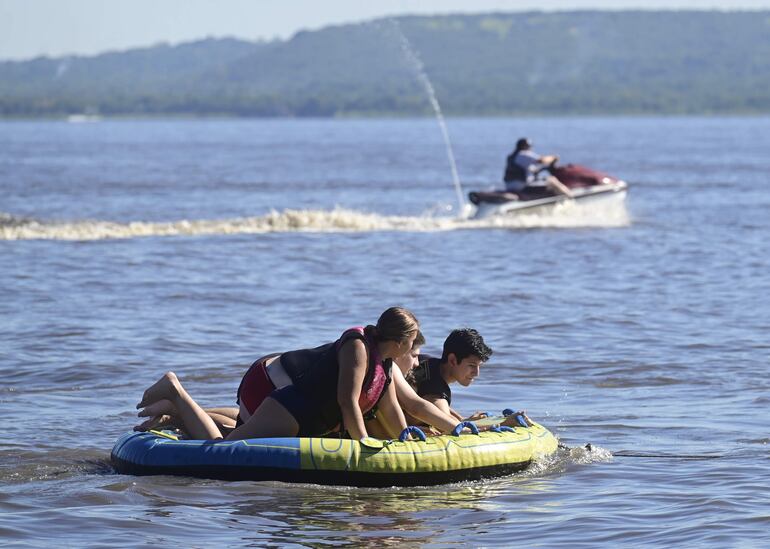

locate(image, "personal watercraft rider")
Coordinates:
504 138 573 198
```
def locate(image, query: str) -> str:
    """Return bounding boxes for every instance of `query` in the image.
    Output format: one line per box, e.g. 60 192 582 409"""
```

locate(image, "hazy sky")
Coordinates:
2 0 769 60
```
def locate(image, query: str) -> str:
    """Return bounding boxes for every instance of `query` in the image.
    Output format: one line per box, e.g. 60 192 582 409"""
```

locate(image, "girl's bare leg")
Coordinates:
370 383 406 440
135 405 238 434
225 397 299 440
134 413 175 432
136 372 222 440
208 411 236 430
205 407 239 421
137 399 175 419
365 416 391 439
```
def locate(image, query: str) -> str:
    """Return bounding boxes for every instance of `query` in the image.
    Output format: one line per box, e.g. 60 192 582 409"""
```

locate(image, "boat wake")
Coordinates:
519 442 613 477
1 203 630 241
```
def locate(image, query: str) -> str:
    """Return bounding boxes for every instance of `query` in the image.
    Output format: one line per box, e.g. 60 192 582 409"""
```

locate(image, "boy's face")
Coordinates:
450 354 483 386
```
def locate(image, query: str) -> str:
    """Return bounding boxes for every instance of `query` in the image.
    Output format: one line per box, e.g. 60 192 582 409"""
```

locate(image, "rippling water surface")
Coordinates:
1 117 769 547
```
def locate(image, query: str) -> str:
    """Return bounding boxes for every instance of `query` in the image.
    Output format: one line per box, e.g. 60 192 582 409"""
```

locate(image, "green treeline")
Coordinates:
1 11 769 117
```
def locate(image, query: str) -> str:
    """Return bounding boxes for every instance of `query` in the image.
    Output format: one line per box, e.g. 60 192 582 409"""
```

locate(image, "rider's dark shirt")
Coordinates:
411 355 452 405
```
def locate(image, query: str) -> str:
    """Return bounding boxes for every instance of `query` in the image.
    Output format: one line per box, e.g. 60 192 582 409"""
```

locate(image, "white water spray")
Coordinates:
0 204 631 241
390 20 466 215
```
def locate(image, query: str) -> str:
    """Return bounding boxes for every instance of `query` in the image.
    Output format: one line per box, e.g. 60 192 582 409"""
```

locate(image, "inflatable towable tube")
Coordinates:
111 414 558 487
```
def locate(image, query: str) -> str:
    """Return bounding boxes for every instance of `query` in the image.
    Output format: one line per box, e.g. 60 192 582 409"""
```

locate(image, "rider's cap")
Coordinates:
516 137 532 150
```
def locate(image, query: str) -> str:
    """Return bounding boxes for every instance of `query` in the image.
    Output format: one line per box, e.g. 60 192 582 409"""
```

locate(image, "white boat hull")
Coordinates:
470 181 628 220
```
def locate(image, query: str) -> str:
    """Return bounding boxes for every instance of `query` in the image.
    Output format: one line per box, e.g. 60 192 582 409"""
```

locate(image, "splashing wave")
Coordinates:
1 203 630 241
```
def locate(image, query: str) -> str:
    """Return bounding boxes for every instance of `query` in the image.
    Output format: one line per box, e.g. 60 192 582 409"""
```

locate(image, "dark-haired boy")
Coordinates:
409 328 493 421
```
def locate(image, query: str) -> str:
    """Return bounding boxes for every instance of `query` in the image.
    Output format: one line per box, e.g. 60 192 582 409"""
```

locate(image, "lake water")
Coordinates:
1 117 769 547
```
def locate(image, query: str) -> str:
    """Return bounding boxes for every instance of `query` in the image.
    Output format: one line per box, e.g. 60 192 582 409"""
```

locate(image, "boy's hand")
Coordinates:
501 410 533 427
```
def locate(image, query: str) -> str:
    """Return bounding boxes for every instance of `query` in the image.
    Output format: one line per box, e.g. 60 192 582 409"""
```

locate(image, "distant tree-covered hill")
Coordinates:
1 11 769 117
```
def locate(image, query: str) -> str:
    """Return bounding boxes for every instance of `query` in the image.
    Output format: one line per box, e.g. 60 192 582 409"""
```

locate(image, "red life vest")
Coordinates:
337 327 389 415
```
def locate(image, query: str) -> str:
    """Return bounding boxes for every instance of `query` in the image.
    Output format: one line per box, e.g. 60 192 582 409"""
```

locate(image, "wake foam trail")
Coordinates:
0 212 35 228
1 203 630 241
519 442 614 478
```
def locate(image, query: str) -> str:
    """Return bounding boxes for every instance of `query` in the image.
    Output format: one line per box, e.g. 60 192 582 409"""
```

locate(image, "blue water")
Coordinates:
1 117 769 546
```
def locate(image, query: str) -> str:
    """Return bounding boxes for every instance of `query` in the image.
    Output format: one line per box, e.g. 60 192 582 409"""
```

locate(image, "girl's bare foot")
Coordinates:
134 414 174 432
138 399 176 418
137 372 180 409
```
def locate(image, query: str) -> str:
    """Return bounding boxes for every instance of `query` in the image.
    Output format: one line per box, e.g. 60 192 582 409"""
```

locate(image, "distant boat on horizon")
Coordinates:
66 113 102 123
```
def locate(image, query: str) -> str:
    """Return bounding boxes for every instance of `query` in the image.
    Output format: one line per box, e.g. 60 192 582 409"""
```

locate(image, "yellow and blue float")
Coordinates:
111 411 558 487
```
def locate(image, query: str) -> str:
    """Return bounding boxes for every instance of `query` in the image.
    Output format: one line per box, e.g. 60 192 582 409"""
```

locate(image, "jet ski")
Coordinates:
468 163 628 219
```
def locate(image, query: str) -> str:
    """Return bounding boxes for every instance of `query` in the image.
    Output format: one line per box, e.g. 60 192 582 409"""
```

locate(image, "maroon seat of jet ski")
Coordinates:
550 164 612 189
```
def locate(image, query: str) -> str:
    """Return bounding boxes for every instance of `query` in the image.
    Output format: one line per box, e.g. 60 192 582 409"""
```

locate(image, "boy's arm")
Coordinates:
392 368 459 433
449 407 464 421
423 394 452 416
